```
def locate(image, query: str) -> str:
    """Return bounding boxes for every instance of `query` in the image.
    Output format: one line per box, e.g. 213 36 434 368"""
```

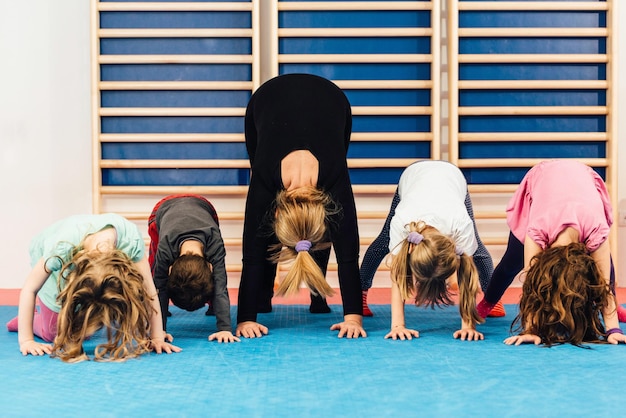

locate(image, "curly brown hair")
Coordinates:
52 250 153 362
512 242 612 346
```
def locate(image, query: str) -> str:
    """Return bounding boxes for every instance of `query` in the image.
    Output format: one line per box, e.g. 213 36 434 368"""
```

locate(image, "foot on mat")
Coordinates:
488 300 506 317
310 294 331 314
362 291 373 317
618 305 626 323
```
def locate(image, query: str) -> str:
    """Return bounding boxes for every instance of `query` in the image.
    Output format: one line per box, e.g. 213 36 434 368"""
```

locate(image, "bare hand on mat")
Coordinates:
236 321 269 338
503 334 541 345
453 328 484 341
385 325 419 341
209 330 240 343
330 314 367 338
19 339 52 356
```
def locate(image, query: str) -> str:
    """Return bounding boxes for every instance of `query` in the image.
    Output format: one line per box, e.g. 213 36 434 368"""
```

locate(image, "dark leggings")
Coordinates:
359 189 494 291
483 232 617 304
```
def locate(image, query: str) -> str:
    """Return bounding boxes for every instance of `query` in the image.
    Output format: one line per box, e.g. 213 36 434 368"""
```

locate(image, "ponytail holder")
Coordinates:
455 246 464 256
295 240 312 253
407 231 424 245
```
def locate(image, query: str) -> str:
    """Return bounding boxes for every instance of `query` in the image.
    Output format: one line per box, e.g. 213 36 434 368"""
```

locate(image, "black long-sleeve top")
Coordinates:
237 73 362 323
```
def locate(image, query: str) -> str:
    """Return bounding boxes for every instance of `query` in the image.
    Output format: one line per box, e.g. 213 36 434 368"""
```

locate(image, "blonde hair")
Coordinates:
513 242 612 346
390 221 483 326
270 186 336 298
52 250 153 362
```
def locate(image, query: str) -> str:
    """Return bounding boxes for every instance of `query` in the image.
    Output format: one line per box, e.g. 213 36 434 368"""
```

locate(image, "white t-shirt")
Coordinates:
389 161 478 256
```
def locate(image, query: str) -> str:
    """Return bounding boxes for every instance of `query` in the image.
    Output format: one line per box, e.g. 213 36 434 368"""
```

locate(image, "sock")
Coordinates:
488 300 506 317
6 316 18 332
618 305 626 323
476 298 496 319
362 290 373 317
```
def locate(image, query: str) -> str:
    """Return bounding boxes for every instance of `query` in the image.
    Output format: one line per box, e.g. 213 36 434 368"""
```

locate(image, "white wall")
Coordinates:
0 1 624 289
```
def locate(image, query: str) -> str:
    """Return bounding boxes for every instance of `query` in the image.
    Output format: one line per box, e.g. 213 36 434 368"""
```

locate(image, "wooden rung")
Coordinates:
468 184 519 194
457 158 608 168
99 55 254 65
352 106 433 116
458 132 608 142
278 54 433 64
458 54 607 64
458 27 608 38
98 2 253 12
277 28 433 37
99 107 246 117
348 158 419 168
277 1 433 12
458 106 607 116
480 237 509 246
458 1 607 12
473 211 507 219
98 81 254 91
100 133 245 143
334 80 433 90
98 28 254 38
459 80 608 90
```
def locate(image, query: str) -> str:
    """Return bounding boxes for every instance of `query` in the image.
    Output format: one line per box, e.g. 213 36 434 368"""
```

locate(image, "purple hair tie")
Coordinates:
295 240 312 253
455 246 464 256
406 231 424 245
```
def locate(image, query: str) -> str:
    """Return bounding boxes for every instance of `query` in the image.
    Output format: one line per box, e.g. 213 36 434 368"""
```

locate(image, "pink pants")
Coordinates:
6 299 59 343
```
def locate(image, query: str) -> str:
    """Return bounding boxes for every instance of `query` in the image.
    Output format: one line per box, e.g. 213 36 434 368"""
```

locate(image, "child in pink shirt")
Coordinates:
477 160 626 346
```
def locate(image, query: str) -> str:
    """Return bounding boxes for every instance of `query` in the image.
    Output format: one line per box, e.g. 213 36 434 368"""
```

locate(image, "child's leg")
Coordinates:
477 232 524 318
359 189 400 290
7 301 58 343
463 191 494 291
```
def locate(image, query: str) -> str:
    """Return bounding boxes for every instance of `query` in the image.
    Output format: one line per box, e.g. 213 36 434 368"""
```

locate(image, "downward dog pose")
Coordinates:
148 194 238 343
237 73 365 339
473 160 626 346
7 213 181 362
359 160 497 341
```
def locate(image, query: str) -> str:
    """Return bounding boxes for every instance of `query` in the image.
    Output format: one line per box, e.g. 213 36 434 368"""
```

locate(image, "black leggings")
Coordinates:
483 232 617 304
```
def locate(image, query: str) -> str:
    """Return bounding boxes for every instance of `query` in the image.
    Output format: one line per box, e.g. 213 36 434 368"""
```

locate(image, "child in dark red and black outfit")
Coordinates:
149 194 238 343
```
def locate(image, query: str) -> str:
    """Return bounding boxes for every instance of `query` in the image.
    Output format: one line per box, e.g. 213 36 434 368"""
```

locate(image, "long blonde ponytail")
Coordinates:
270 186 336 298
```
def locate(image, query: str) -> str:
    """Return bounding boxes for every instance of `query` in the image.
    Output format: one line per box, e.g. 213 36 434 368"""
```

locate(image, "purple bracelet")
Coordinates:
606 328 623 337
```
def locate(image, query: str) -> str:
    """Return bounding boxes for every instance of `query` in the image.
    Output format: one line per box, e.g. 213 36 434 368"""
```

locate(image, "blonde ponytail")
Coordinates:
457 253 484 326
270 187 336 298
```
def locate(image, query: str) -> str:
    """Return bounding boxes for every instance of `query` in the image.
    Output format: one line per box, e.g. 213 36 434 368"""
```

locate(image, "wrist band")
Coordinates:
606 328 623 336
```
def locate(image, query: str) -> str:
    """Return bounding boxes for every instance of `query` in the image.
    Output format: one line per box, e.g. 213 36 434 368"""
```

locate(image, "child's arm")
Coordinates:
135 256 182 353
591 241 626 344
17 258 53 356
384 280 419 340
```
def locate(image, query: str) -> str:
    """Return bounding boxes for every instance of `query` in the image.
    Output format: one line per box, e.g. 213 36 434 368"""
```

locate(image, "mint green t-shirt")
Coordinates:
30 213 145 313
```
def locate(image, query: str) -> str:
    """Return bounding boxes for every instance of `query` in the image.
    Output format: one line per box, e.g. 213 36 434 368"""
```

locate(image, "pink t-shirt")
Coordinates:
506 160 613 252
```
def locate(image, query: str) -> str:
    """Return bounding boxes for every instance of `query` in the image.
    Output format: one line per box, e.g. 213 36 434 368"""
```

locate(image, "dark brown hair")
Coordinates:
168 254 214 311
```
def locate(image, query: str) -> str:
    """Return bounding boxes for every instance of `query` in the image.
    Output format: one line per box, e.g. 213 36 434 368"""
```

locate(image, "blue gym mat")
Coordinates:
2 304 626 418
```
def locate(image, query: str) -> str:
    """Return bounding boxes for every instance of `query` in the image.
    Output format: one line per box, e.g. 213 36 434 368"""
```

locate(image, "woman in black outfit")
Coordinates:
236 74 365 339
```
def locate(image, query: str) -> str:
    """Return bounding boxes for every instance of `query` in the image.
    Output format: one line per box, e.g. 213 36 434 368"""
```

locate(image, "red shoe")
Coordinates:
488 300 506 317
618 304 626 323
362 291 373 317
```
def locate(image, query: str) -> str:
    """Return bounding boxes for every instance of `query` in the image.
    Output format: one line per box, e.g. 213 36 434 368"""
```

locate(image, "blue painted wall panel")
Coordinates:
279 64 431 80
279 11 429 28
101 116 244 134
102 168 251 186
100 11 251 28
459 142 606 159
352 116 431 134
100 64 252 81
280 37 430 54
347 142 431 159
460 11 604 28
460 116 605 133
346 89 430 107
460 64 605 81
101 90 251 108
102 143 249 159
459 38 605 54
101 38 252 55
460 90 605 107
